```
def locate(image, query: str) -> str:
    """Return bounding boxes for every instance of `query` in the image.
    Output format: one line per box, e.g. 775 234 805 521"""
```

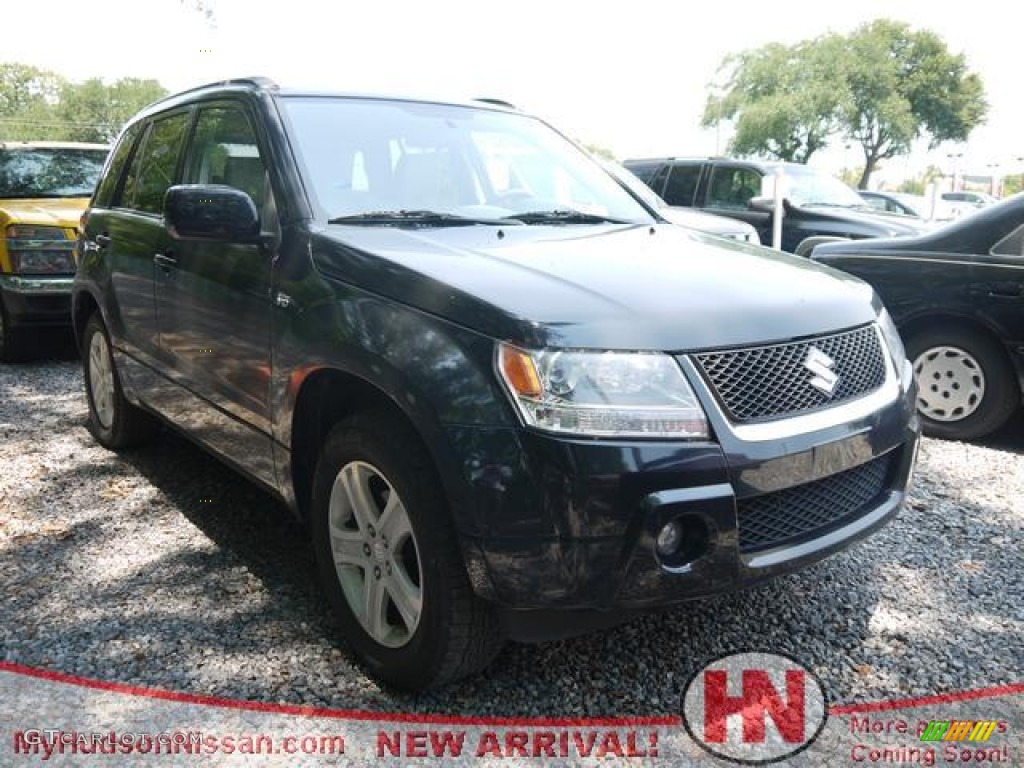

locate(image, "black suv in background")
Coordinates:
74 78 919 690
624 157 926 253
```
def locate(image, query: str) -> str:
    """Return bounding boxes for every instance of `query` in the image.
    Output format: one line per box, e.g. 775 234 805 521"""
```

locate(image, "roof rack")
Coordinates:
152 76 278 104
473 97 518 110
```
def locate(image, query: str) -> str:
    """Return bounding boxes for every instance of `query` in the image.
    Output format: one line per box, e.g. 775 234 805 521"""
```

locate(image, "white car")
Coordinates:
602 159 760 244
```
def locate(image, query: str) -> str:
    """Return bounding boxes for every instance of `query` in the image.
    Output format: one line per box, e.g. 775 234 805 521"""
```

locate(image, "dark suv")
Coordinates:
74 78 919 690
624 157 926 253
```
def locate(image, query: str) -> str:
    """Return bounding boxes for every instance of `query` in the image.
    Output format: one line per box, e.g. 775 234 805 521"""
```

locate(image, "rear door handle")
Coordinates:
153 253 178 271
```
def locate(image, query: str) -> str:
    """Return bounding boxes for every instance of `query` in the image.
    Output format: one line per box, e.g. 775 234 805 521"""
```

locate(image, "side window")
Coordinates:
991 224 1024 258
648 164 671 197
121 112 189 214
624 162 659 185
185 106 267 209
662 164 701 207
93 123 141 208
707 167 761 210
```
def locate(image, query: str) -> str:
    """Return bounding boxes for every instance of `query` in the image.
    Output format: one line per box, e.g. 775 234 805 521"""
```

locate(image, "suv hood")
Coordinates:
659 206 756 239
790 203 928 237
0 197 89 227
314 223 878 351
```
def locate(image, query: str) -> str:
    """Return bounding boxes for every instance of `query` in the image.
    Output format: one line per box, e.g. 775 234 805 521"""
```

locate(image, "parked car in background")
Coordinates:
942 190 998 208
74 77 919 690
858 190 924 218
623 157 926 253
812 193 1024 440
859 190 959 225
601 159 759 243
0 141 109 360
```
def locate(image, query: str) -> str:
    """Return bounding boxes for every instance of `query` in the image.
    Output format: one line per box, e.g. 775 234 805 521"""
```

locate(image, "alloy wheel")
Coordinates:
88 330 116 430
327 461 423 648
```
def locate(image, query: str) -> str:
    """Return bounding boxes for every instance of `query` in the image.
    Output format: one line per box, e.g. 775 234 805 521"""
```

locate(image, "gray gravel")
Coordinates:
1 343 1021 717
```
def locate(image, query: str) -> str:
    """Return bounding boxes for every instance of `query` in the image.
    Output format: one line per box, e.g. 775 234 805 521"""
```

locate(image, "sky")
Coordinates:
7 0 1022 187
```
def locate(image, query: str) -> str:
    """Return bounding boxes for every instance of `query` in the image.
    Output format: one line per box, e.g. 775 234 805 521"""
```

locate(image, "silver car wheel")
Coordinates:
913 345 985 422
328 460 422 648
88 330 116 430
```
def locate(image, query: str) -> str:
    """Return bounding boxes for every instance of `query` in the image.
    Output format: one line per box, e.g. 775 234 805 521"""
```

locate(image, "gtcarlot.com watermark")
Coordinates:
13 729 346 759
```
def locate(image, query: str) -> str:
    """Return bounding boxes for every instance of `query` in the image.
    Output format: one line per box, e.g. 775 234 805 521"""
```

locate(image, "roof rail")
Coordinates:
473 97 518 110
153 76 278 104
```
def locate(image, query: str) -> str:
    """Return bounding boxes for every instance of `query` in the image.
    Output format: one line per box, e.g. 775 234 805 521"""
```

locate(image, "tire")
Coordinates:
0 298 26 363
905 325 1018 440
310 411 504 691
82 312 157 448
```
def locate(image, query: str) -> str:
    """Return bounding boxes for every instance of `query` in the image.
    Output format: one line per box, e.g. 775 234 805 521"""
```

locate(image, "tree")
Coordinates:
0 63 66 140
701 20 987 189
582 142 616 161
897 164 944 195
702 35 848 163
842 20 987 189
1002 174 1024 197
57 78 167 142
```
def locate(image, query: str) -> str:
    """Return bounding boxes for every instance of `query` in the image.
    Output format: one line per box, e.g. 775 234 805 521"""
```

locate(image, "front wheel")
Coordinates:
905 325 1018 440
310 412 504 690
0 298 25 362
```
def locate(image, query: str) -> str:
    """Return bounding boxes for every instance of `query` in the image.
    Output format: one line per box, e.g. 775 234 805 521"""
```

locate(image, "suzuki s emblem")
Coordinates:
804 347 839 397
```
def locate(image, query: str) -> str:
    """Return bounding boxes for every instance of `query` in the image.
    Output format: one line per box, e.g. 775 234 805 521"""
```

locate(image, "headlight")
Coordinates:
497 344 709 439
877 308 906 371
5 225 75 274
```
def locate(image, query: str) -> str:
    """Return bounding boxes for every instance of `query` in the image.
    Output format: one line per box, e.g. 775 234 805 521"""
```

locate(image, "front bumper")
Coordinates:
449 356 920 638
0 274 73 326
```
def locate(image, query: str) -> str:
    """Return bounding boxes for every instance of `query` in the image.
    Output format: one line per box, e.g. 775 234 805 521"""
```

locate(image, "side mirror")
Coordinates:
748 196 775 213
164 185 260 243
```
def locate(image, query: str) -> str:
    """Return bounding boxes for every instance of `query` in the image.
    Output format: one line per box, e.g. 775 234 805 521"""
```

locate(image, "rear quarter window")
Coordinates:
94 124 142 208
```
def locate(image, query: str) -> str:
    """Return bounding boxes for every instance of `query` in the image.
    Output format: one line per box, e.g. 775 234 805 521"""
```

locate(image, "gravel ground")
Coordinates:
1 339 1022 717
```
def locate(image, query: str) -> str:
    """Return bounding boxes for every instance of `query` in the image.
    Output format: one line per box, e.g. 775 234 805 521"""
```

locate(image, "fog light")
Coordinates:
656 520 683 556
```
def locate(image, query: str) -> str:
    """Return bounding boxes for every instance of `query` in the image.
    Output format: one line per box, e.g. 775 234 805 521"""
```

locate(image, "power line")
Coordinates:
0 118 114 128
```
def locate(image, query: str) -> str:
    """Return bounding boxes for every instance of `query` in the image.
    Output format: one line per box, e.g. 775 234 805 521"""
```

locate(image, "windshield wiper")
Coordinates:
328 210 516 227
501 209 631 225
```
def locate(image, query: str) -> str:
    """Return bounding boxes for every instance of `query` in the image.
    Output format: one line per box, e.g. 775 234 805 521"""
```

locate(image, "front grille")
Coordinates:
736 453 893 553
692 324 886 422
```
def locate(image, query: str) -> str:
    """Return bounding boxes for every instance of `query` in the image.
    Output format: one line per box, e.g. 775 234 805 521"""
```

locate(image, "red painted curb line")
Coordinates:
2 662 1021 726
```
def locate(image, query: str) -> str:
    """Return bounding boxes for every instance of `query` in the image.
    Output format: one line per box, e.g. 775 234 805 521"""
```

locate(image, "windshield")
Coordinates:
281 97 654 224
0 147 108 198
776 166 866 209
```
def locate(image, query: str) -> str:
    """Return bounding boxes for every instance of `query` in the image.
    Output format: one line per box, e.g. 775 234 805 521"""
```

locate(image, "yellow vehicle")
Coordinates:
0 141 109 360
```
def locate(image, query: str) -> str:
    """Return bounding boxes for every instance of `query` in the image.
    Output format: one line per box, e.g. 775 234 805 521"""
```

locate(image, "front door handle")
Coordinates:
153 252 178 271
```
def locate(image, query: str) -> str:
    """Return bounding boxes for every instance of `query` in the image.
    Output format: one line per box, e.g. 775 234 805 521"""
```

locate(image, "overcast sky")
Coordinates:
9 0 1021 185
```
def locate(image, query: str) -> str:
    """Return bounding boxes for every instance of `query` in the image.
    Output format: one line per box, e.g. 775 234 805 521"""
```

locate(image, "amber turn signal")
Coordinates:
498 345 542 398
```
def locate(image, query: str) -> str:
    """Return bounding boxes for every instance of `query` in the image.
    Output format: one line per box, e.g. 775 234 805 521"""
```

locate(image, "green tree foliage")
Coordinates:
843 20 987 189
0 63 66 140
1002 174 1024 197
703 36 847 163
703 20 987 189
582 142 616 161
897 164 945 195
57 78 167 142
0 63 166 144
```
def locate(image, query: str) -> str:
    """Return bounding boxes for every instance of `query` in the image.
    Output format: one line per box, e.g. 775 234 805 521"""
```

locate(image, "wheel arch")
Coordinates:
898 310 1015 366
285 365 475 534
72 288 102 354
